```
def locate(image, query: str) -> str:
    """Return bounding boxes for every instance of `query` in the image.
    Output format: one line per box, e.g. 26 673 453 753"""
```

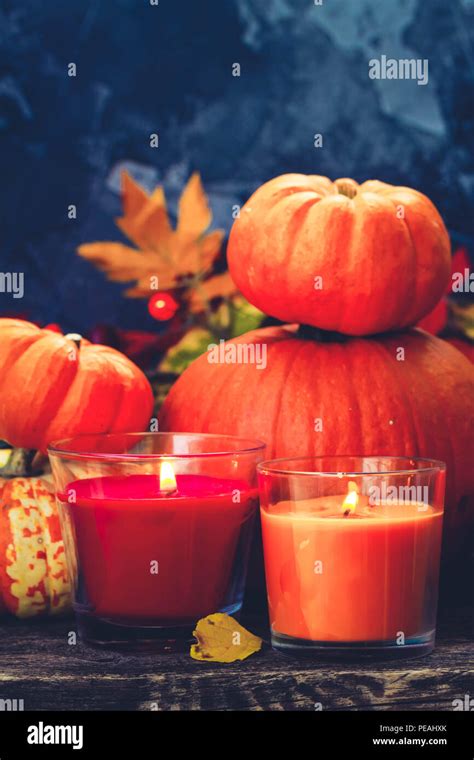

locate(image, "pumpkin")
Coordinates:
228 174 451 336
0 319 154 452
0 319 153 618
160 325 474 549
445 337 474 364
0 465 71 618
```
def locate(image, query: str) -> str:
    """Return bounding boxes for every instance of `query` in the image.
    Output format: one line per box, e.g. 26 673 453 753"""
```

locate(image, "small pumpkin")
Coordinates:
0 449 71 617
228 174 451 336
0 319 154 452
0 319 154 618
161 325 474 550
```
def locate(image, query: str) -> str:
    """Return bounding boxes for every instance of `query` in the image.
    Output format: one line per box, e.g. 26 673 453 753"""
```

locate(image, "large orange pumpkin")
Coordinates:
160 325 474 549
0 467 71 618
0 319 154 452
446 337 474 364
228 174 451 336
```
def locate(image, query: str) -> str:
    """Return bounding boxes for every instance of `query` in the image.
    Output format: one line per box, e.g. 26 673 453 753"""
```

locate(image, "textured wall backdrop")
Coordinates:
0 0 473 332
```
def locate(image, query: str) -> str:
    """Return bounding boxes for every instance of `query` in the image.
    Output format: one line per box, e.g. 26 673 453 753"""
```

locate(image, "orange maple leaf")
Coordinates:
78 172 225 297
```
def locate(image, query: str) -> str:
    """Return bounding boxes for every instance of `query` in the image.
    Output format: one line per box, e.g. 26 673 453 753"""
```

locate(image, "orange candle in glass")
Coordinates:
258 457 445 659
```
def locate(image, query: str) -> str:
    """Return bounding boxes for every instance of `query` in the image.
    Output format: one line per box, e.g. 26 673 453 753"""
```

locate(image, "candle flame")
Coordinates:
160 461 177 492
342 481 359 515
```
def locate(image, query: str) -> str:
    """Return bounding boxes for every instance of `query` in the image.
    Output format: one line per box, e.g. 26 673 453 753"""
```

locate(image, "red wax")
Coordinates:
60 474 257 623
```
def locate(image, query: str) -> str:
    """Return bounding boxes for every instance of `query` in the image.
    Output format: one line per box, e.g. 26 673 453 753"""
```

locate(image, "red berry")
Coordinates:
148 292 179 321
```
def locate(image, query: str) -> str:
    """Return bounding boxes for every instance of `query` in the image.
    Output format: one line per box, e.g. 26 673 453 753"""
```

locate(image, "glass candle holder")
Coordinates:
258 456 446 660
48 432 265 651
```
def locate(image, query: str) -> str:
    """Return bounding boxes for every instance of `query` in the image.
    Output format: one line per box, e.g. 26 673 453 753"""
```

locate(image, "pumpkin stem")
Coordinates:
335 178 358 199
0 448 43 478
65 333 82 350
297 324 349 343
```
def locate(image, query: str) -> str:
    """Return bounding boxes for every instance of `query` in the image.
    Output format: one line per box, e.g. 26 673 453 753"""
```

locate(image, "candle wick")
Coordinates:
343 509 351 517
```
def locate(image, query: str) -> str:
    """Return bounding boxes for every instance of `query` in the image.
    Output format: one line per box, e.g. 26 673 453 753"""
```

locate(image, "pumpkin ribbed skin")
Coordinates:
0 319 154 452
228 174 451 336
0 476 71 617
161 326 474 546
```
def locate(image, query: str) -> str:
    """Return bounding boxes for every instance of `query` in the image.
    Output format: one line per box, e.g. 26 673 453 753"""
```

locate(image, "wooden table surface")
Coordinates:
0 606 472 711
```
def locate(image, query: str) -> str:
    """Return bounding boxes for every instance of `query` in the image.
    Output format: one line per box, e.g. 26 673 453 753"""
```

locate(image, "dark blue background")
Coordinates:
0 0 473 333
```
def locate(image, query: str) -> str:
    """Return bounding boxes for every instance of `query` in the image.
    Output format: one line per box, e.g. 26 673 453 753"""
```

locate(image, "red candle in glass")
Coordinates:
62 469 257 622
49 432 264 649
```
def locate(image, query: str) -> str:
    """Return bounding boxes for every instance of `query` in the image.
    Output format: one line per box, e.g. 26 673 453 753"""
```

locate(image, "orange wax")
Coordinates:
261 496 443 642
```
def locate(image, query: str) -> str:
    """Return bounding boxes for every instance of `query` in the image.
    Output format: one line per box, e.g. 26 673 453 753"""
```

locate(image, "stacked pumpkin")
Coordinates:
0 320 153 617
161 174 474 556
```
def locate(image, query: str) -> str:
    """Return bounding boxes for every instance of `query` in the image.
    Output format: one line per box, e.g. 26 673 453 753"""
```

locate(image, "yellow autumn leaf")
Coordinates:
116 185 174 254
177 172 212 238
78 242 165 284
77 171 224 296
190 613 263 663
121 171 149 217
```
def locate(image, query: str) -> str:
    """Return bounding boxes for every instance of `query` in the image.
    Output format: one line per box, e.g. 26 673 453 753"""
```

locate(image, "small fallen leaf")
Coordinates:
190 613 263 663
